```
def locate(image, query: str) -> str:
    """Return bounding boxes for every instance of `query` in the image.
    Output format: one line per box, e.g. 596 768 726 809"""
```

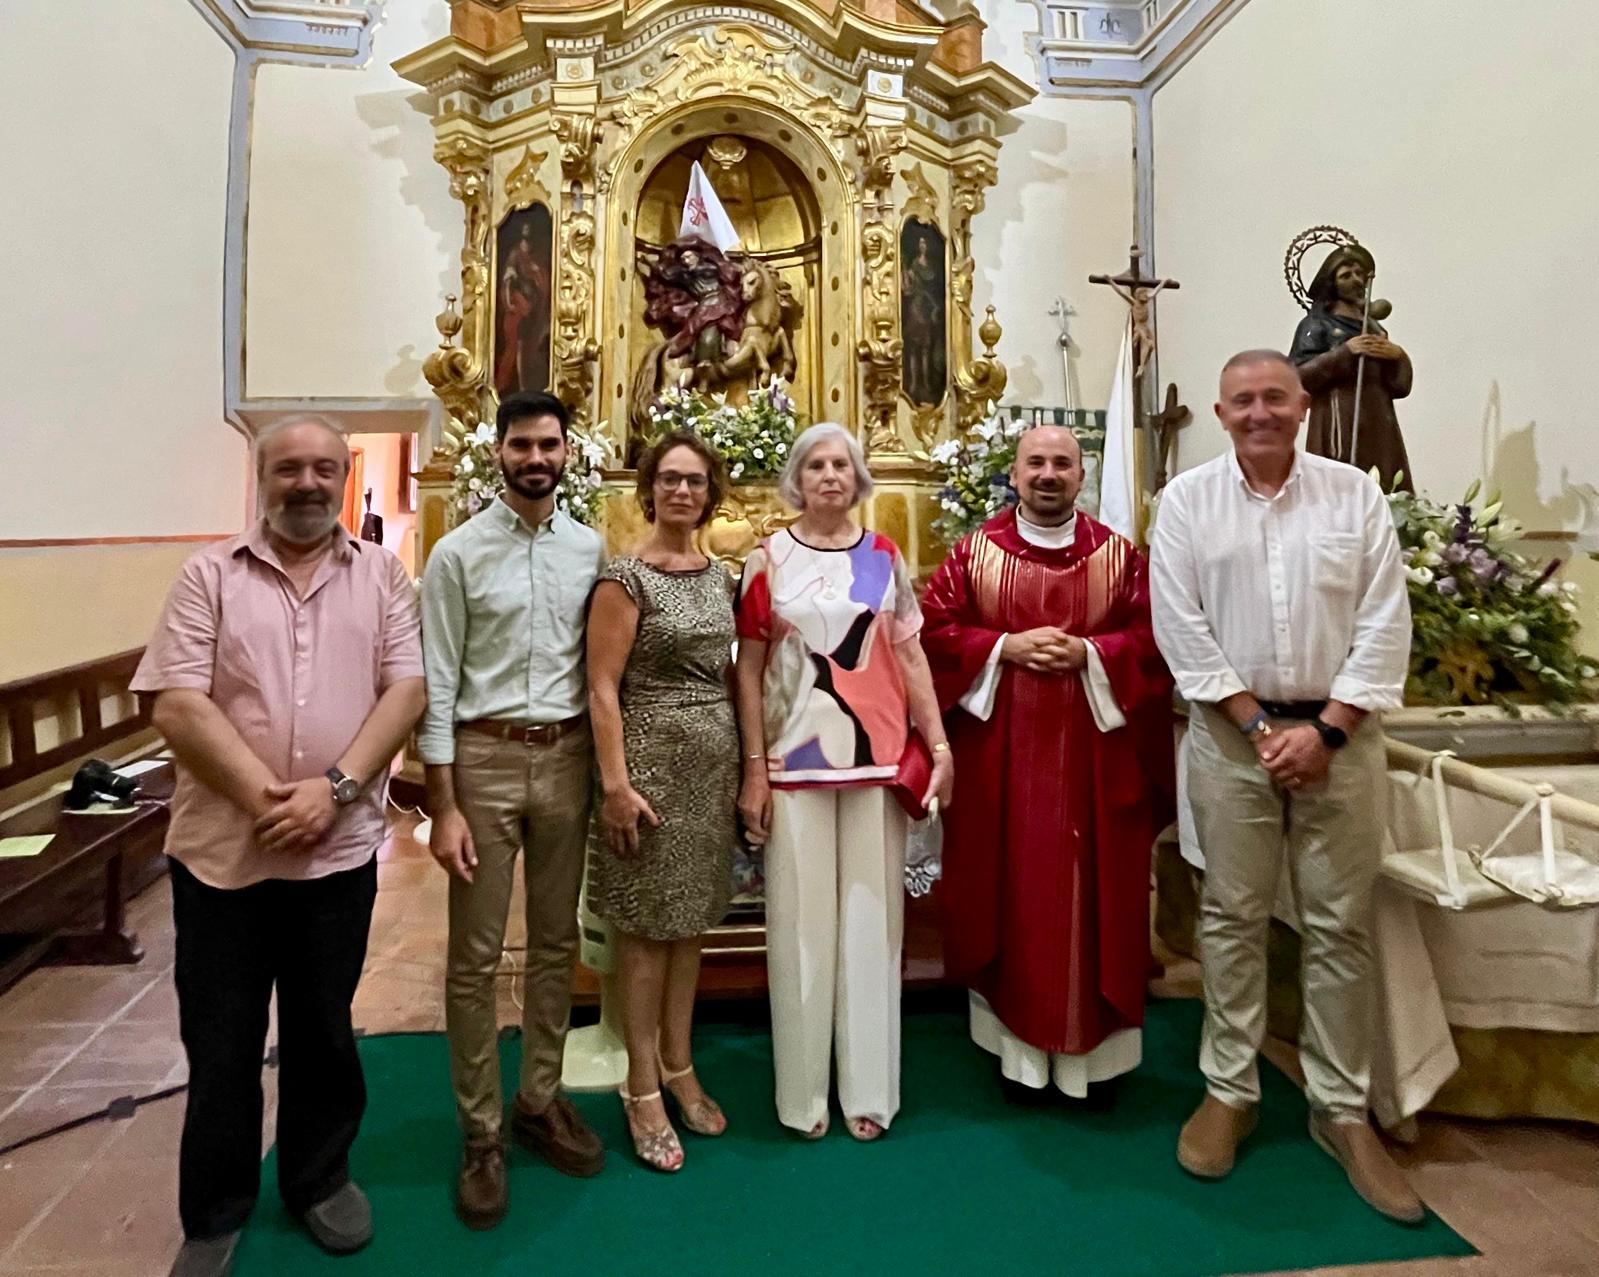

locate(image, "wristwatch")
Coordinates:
1310 718 1348 750
1239 710 1272 742
325 767 362 806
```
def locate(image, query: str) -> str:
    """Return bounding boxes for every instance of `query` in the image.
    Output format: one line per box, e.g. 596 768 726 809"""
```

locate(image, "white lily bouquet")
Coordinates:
644 380 800 482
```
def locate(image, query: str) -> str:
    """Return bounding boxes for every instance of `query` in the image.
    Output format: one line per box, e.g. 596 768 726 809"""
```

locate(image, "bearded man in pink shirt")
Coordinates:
133 415 425 1277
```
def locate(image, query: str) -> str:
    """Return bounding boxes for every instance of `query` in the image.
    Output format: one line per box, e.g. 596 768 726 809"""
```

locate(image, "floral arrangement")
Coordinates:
928 412 1029 545
450 418 609 526
1390 477 1595 708
644 379 799 482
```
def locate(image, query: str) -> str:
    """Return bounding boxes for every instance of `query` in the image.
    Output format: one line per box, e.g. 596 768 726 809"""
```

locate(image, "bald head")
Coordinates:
1011 424 1084 526
1218 348 1299 393
1016 424 1082 466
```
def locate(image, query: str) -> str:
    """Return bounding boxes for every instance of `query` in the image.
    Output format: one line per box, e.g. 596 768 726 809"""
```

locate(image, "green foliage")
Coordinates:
1388 477 1595 709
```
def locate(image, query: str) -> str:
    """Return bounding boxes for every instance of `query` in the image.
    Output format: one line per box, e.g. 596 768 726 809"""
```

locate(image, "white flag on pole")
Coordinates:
679 161 742 252
1098 318 1138 540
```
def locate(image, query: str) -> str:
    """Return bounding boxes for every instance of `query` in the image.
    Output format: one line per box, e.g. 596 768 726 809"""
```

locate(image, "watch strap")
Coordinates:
1312 718 1348 749
1239 710 1269 738
325 767 360 803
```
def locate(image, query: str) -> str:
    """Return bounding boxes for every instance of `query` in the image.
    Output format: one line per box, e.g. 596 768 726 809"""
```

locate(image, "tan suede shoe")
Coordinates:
1176 1094 1259 1179
1309 1113 1425 1225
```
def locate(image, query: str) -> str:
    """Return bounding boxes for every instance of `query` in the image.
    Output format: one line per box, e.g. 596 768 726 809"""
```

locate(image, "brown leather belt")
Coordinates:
458 714 587 745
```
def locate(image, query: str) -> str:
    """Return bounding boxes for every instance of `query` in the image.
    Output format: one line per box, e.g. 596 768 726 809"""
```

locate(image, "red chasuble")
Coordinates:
921 509 1175 1055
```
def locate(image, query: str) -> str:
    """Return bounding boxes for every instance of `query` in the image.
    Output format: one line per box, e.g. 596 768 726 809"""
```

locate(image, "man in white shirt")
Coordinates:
420 392 607 1228
1150 351 1421 1224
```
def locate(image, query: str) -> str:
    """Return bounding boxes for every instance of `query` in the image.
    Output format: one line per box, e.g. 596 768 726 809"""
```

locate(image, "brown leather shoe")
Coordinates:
455 1136 508 1231
1176 1094 1259 1179
511 1093 606 1177
1310 1113 1425 1225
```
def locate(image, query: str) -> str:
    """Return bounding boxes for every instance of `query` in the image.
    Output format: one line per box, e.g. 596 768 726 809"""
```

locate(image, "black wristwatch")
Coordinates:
325 767 362 805
1310 718 1348 750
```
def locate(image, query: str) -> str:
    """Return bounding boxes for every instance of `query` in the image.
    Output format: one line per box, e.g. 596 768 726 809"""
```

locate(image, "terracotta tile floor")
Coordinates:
1 819 1596 1275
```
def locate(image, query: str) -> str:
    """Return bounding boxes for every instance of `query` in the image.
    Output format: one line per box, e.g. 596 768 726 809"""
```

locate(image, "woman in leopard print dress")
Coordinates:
586 429 739 1171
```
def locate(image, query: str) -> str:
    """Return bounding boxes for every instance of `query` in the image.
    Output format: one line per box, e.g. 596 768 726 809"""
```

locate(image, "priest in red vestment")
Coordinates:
921 426 1174 1095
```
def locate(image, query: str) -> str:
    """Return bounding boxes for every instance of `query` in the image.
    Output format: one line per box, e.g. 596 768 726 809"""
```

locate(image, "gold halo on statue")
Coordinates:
1284 225 1359 311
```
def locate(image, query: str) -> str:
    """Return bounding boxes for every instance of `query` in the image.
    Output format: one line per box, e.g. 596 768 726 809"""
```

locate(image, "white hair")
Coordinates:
778 422 874 509
253 414 351 478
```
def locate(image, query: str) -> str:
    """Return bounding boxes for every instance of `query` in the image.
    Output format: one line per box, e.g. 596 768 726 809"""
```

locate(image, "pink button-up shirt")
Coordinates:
131 523 424 889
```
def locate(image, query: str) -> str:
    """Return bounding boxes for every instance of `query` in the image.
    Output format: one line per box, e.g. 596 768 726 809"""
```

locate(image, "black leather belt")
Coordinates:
1256 699 1327 720
459 714 587 745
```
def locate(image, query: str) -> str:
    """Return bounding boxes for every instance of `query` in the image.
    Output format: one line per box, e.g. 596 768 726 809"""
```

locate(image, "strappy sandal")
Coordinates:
659 1061 727 1137
618 1086 684 1172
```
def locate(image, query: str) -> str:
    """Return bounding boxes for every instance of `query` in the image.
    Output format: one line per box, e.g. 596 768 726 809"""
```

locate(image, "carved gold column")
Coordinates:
855 125 907 455
418 137 494 567
950 155 1008 430
551 58 602 431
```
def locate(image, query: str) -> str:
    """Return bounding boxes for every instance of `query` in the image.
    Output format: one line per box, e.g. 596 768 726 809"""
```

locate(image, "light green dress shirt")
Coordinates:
418 497 605 765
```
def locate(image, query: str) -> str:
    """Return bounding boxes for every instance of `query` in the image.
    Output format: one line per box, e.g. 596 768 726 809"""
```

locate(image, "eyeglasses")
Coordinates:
655 472 709 492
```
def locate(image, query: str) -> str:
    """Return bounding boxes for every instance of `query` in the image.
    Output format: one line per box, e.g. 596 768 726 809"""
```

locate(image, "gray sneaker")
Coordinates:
299 1181 374 1255
169 1232 239 1277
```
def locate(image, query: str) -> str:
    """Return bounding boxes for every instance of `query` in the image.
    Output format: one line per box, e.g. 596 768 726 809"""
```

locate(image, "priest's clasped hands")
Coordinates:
1000 626 1090 674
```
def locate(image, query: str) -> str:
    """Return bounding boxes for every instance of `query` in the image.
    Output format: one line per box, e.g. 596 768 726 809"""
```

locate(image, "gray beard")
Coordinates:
266 501 340 545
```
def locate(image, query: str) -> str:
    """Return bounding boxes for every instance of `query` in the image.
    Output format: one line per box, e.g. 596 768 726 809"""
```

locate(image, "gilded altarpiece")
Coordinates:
397 1 1032 578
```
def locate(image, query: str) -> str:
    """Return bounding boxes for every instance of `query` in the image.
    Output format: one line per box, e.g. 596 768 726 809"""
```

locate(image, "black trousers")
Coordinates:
170 856 378 1239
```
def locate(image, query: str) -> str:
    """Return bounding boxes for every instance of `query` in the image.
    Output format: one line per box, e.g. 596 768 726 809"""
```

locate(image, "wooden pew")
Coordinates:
0 650 151 794
0 651 168 990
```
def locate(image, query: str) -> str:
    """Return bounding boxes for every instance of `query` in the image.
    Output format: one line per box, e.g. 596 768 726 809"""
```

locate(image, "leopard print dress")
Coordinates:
588 557 738 940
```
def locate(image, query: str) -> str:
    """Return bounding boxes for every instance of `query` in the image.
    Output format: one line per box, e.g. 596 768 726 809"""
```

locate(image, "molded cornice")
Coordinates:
190 0 384 65
1027 0 1250 92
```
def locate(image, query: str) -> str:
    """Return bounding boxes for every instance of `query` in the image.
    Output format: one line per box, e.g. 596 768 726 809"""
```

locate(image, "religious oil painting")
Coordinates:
493 202 554 398
899 217 947 406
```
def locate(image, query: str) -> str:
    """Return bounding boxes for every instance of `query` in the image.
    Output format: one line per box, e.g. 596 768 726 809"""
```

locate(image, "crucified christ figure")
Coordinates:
1089 246 1180 386
1103 277 1169 381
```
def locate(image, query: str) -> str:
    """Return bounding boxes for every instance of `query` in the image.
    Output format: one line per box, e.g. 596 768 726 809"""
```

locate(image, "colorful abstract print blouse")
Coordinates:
736 527 923 788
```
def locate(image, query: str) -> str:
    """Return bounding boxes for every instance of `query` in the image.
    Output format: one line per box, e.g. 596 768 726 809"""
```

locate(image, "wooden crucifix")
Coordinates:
1150 383 1191 492
1093 244 1183 540
1089 244 1181 416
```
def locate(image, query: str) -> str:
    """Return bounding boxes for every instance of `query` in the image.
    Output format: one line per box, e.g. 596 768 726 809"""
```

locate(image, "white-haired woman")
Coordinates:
734 422 954 1141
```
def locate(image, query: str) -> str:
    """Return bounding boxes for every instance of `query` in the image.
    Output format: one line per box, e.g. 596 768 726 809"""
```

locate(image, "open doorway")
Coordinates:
343 432 419 577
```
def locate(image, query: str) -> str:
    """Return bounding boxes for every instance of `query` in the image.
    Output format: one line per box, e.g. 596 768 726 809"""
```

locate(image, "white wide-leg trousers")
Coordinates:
765 785 907 1132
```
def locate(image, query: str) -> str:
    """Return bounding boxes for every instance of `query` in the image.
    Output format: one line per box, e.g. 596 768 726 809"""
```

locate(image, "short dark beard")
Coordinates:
1018 495 1075 528
502 460 562 501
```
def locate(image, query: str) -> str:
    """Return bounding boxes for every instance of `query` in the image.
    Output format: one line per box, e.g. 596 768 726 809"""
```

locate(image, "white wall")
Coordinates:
0 0 241 540
245 2 456 399
973 2 1137 410
1154 0 1599 543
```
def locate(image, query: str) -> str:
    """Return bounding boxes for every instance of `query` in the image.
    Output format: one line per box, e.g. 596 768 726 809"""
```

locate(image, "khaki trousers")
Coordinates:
446 725 593 1138
766 786 907 1132
1188 704 1385 1123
